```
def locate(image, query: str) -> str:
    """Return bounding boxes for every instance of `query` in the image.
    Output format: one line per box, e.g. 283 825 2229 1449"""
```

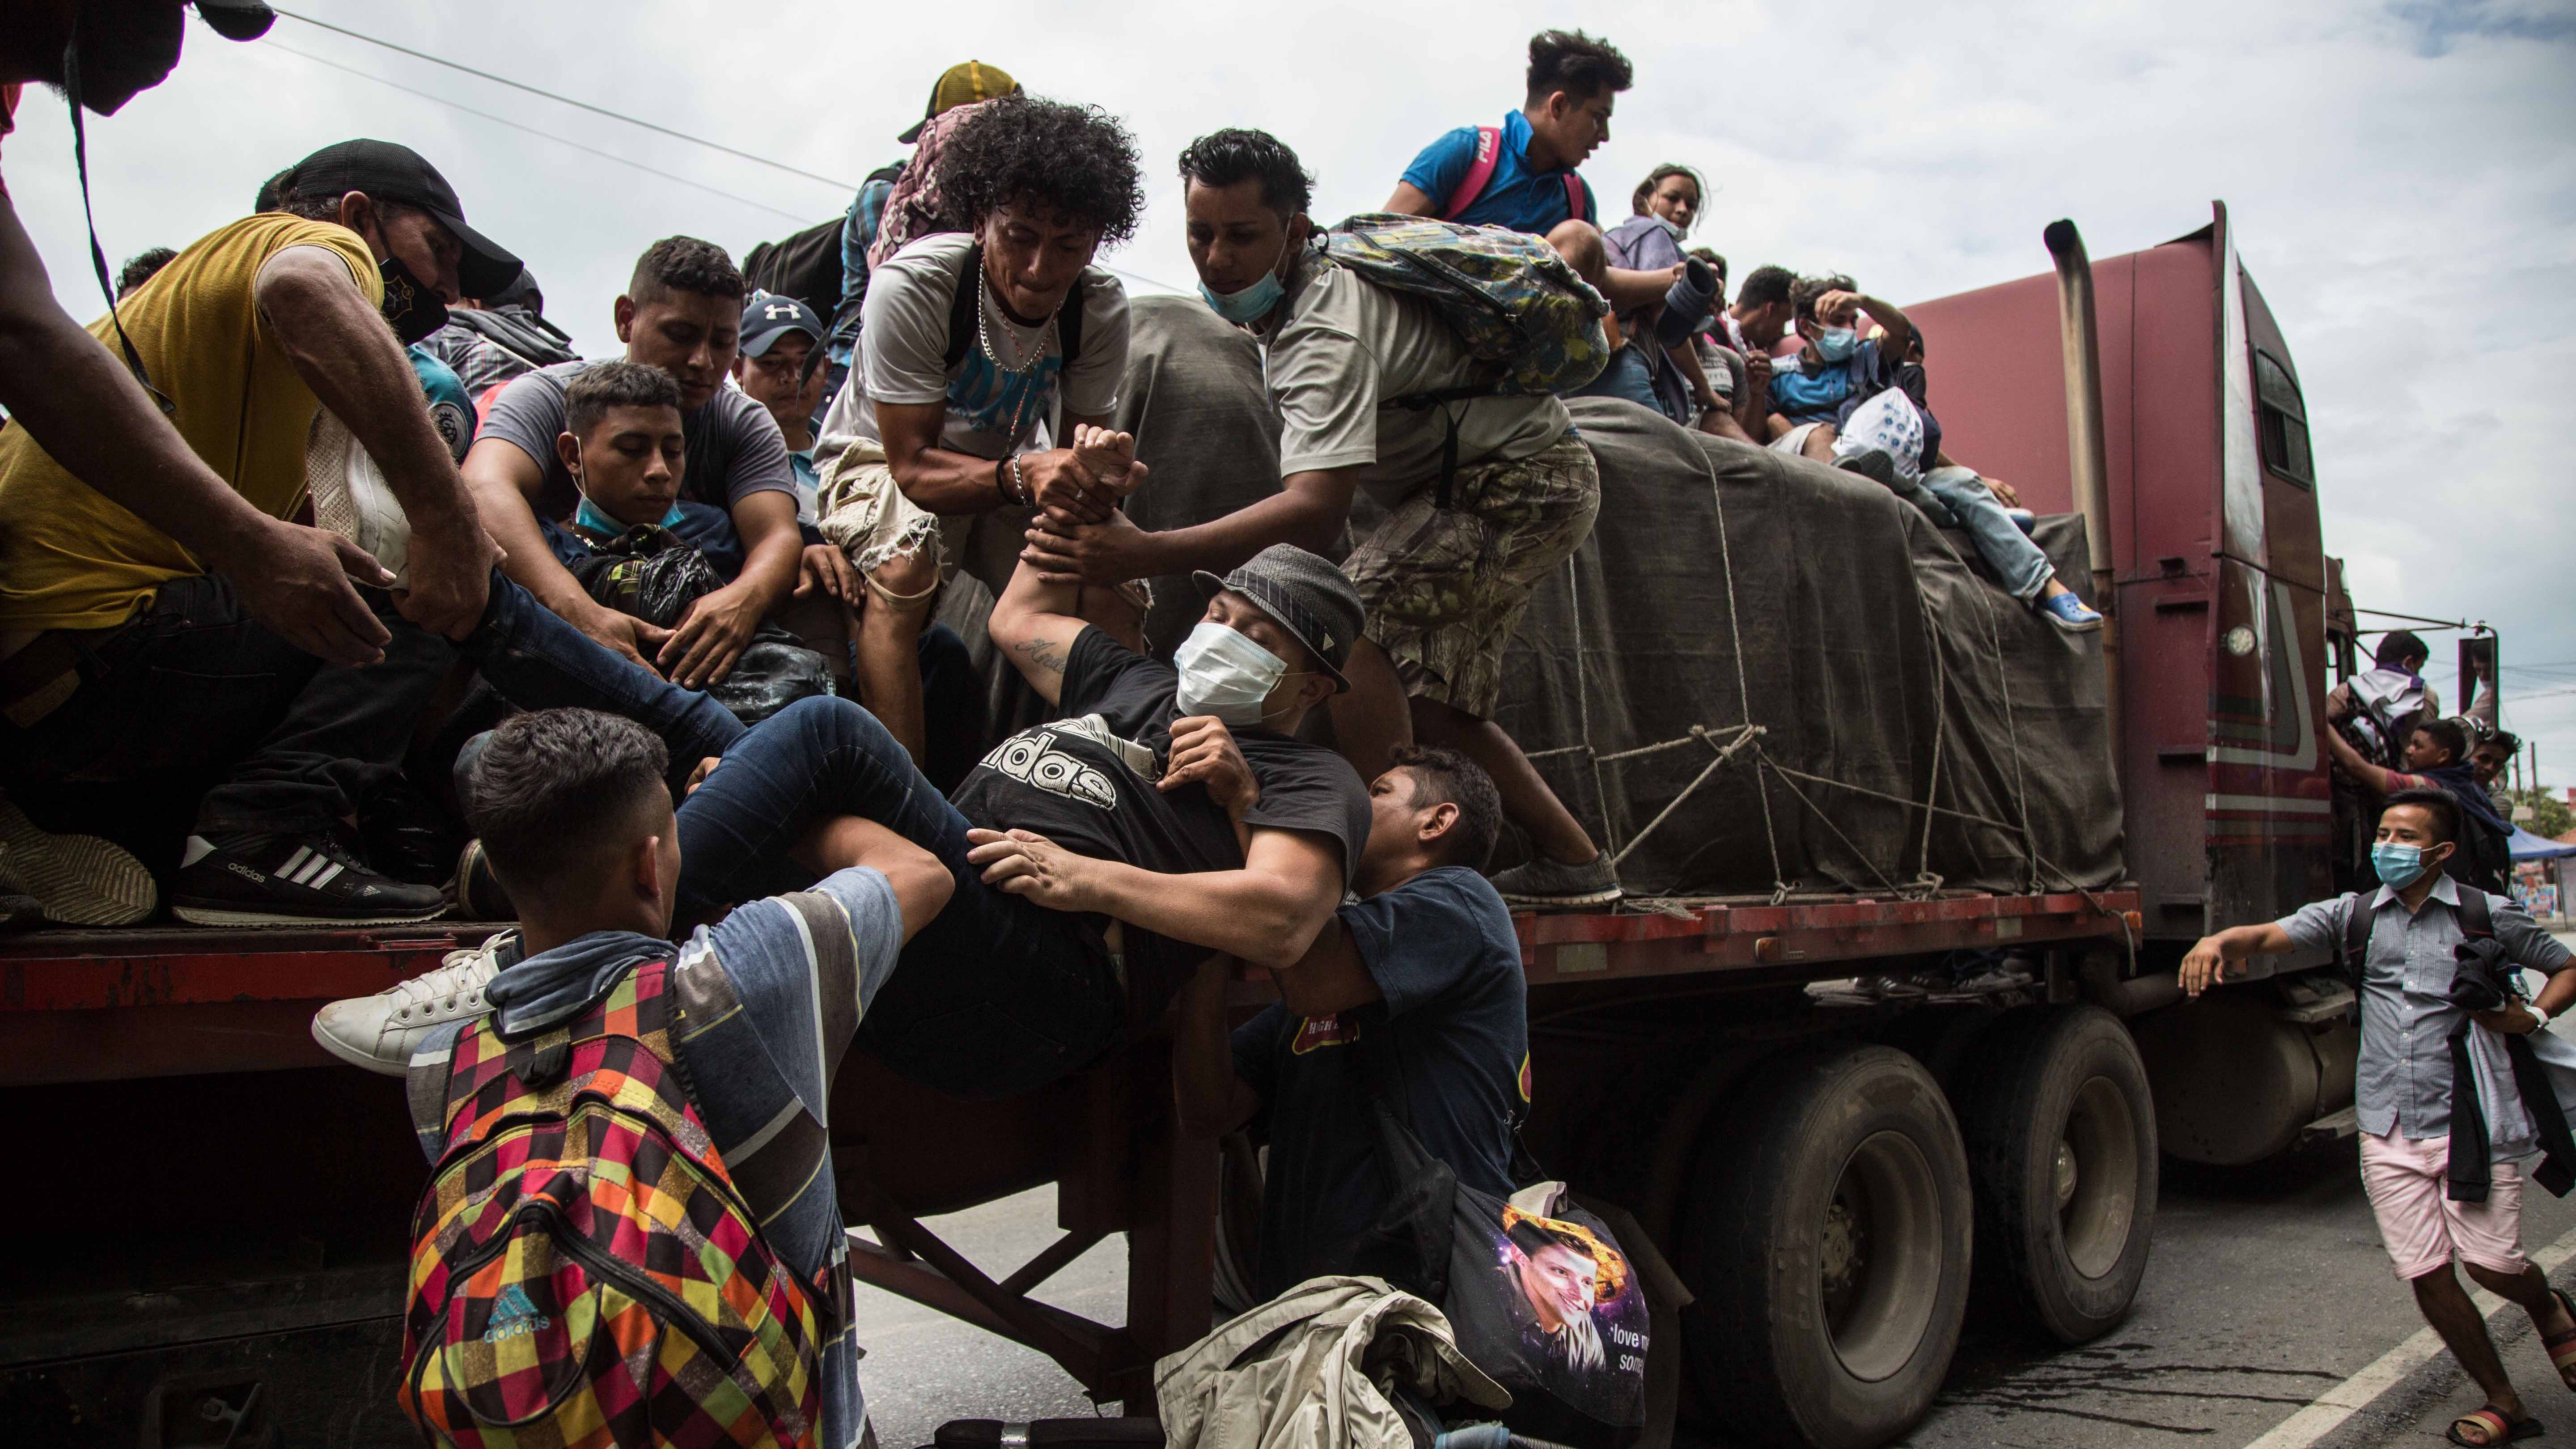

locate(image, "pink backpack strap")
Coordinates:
1563 173 1589 226
1439 126 1504 221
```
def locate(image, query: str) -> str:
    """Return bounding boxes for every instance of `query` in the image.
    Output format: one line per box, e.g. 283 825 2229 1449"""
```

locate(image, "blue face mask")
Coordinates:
1814 326 1860 363
2372 841 2438 889
574 493 683 536
1199 238 1293 326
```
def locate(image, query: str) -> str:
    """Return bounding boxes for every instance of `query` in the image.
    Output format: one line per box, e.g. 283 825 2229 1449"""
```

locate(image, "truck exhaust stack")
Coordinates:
2044 219 2121 762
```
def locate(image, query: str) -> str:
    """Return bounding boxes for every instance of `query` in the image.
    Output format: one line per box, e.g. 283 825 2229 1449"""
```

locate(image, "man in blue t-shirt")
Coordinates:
1176 745 1531 1299
1385 30 1678 325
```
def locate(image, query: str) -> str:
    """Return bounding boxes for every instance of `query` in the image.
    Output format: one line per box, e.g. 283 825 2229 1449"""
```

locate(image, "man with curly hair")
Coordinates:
466 237 821 696
811 93 1143 767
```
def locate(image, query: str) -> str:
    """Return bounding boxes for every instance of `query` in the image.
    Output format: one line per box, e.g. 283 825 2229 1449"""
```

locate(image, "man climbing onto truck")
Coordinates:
1025 127 1621 907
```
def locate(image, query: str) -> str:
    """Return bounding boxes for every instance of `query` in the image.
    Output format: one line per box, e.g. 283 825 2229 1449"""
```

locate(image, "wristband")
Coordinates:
2531 1003 2554 1031
1010 454 1030 506
995 457 1011 506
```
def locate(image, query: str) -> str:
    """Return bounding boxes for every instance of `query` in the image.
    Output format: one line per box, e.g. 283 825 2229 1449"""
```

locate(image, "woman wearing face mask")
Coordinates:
1763 273 1917 465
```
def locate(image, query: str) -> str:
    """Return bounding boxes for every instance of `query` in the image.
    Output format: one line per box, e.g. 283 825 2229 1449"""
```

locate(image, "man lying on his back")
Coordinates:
320 466 1372 1101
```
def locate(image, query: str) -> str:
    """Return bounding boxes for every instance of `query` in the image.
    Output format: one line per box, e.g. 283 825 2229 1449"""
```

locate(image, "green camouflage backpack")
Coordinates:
1324 212 1614 402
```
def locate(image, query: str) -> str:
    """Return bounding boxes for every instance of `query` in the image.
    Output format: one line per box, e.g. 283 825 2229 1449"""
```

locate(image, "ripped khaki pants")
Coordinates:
814 438 1148 620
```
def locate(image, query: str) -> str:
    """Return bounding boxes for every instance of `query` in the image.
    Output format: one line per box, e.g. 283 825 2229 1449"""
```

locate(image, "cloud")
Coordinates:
6 0 2571 785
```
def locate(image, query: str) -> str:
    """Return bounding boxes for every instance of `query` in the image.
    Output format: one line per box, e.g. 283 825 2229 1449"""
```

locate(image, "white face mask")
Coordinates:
1174 621 1301 725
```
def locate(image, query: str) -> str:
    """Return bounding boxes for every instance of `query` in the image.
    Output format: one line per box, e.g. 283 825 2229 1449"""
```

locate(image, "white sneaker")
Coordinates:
310 932 513 1076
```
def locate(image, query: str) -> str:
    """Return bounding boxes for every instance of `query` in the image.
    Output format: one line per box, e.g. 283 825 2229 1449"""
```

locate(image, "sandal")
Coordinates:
2545 1288 2576 1390
2449 1406 2544 1446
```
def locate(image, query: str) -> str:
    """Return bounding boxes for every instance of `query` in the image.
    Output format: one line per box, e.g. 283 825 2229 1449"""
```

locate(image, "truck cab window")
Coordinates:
2254 351 2313 486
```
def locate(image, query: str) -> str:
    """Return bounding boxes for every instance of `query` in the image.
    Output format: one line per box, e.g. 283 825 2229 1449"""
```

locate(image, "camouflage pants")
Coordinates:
1344 432 1599 719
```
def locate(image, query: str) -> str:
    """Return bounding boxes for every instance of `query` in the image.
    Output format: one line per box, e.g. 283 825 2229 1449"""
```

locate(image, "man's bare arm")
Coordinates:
1270 915 1385 1018
986 544 1090 708
1382 182 1441 216
256 245 494 639
969 826 1346 972
1019 466 1359 586
0 198 392 663
2178 922 2296 996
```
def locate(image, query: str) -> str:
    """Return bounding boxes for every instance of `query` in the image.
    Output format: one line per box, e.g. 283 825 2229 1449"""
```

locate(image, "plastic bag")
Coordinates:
567 525 831 726
1833 386 1927 485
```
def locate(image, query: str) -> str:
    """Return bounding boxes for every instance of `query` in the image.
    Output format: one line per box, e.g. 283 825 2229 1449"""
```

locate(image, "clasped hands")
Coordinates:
1019 424 1154 586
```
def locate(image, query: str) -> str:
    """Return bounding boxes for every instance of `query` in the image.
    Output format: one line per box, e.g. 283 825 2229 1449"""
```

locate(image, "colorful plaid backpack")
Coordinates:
398 959 826 1447
1323 213 1613 402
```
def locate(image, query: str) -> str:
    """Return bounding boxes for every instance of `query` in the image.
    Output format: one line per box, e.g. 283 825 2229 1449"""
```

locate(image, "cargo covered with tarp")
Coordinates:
947 297 2124 898
1497 399 2123 898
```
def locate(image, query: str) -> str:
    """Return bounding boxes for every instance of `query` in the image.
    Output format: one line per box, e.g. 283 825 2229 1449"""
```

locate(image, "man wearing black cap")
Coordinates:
0 1 409 690
0 134 724 928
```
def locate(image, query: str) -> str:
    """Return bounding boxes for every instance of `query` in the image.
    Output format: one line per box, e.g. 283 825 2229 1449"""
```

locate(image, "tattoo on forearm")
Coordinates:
1014 636 1068 677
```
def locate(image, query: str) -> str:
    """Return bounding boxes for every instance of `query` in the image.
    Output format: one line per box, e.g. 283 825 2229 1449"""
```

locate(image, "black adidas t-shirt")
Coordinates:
949 627 1371 996
1231 866 1531 1300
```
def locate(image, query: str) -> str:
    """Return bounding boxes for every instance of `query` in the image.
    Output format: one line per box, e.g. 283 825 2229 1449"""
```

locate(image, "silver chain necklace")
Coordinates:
974 273 1057 449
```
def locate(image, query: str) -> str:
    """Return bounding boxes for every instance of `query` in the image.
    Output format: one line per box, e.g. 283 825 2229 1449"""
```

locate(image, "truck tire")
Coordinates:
1677 1044 1972 1449
1957 1005 2157 1343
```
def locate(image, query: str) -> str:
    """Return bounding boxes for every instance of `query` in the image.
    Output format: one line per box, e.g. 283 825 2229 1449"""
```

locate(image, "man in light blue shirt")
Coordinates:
2182 786 2576 1446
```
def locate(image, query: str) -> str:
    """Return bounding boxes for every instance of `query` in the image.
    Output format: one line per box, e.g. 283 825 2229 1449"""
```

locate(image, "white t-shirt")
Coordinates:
1264 259 1572 508
841 232 1129 461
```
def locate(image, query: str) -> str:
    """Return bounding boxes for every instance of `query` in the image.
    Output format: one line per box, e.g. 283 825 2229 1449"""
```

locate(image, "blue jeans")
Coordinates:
1568 343 1667 415
0 569 741 835
673 695 1123 1099
1921 467 2055 603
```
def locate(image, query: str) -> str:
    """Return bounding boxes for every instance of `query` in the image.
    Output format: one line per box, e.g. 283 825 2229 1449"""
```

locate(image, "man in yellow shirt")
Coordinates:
0 139 752 928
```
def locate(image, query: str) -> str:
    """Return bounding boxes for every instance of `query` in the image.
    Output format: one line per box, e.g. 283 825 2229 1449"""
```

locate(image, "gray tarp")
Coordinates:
1494 399 2123 897
943 296 2124 897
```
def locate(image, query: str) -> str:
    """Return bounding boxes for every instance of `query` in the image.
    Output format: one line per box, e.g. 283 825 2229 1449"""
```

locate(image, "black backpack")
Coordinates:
742 217 847 331
742 163 906 342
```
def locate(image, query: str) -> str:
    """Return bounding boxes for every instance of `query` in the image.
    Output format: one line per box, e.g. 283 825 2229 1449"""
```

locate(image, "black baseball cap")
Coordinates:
274 139 521 299
1191 544 1366 694
740 294 823 356
191 0 277 42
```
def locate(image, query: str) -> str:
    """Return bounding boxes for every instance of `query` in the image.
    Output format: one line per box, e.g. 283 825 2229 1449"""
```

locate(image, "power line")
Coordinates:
263 42 811 222
270 7 857 191
265 8 1190 296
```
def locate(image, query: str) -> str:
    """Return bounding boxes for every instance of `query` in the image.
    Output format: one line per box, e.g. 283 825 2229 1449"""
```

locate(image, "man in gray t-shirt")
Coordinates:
805 95 1144 770
463 237 805 693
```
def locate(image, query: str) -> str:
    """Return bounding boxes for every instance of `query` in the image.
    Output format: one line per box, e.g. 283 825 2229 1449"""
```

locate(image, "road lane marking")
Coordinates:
2239 1221 2576 1449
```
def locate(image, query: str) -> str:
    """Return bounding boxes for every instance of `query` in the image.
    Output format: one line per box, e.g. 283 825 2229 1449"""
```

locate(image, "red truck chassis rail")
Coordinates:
0 888 2138 1405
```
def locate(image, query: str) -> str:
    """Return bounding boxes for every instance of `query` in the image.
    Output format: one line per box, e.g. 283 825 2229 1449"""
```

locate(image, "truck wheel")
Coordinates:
1678 1044 1972 1449
1957 1005 2157 1343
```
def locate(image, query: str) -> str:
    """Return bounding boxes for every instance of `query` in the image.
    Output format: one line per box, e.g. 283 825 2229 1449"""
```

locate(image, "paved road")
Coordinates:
853 961 2576 1449
849 1148 2576 1449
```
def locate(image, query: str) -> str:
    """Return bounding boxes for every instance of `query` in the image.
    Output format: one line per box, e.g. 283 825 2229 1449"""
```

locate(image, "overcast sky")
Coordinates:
9 0 2575 799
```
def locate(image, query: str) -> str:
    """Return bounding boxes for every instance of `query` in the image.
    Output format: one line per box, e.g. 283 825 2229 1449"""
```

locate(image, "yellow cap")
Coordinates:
901 61 1020 142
